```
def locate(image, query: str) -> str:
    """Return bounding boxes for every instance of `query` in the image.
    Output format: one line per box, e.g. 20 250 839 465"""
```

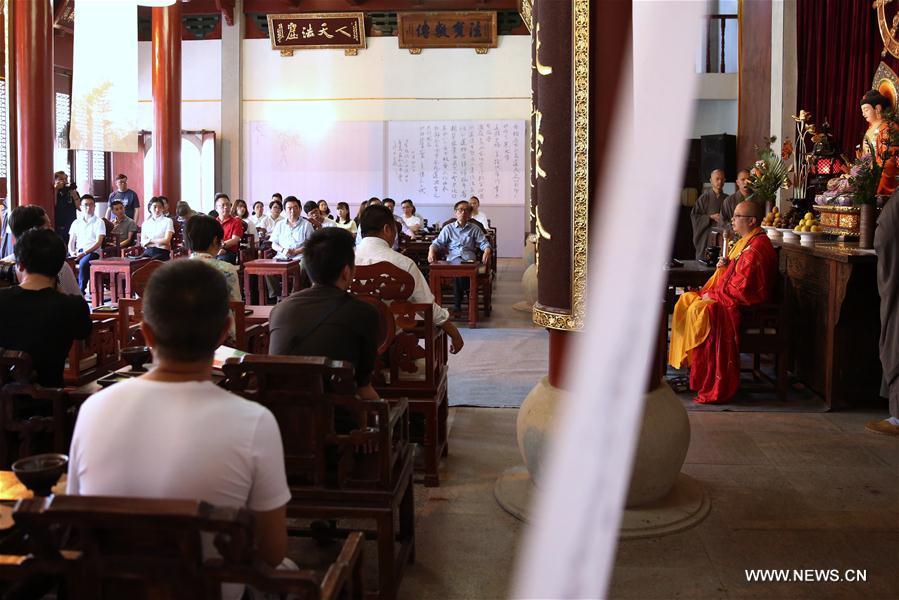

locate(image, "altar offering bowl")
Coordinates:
12 454 67 497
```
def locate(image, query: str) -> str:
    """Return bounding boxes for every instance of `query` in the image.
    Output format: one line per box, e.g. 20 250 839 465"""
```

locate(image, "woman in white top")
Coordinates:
232 199 258 238
400 199 423 237
248 201 267 230
470 195 489 227
333 202 357 234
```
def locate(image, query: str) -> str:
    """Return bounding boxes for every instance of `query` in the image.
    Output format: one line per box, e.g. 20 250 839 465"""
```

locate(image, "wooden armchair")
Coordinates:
350 262 449 487
130 260 165 297
0 383 70 469
2 495 365 600
229 300 269 353
0 349 34 385
63 316 119 387
739 275 789 400
220 355 414 600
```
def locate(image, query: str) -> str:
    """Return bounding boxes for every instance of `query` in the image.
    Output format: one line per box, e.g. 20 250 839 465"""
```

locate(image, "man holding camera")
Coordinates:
54 171 80 243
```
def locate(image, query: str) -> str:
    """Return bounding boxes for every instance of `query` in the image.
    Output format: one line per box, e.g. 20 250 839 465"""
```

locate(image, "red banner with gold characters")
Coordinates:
267 13 366 51
397 12 497 50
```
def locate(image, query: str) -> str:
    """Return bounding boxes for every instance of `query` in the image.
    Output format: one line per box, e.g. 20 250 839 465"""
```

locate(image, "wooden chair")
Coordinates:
0 383 70 469
229 300 269 353
739 275 789 401
0 350 34 385
350 262 449 487
130 259 165 297
2 495 365 600
63 316 118 387
220 355 414 600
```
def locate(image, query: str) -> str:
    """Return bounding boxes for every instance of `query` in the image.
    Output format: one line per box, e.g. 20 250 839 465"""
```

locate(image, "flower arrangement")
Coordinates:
747 136 791 207
847 139 882 206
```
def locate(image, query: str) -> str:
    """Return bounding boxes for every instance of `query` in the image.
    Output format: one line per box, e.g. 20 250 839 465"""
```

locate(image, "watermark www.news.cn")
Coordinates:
745 569 867 583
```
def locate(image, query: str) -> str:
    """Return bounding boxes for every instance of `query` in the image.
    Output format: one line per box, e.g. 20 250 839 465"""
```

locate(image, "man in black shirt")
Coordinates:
0 228 91 387
268 227 379 400
53 171 80 243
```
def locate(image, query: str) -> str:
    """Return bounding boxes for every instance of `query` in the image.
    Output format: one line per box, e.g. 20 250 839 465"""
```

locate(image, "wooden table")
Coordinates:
245 304 273 325
242 259 301 303
428 261 483 328
775 240 880 409
89 257 150 308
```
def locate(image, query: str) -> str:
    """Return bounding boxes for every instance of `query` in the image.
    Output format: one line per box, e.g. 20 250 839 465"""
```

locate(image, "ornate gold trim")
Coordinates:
519 0 533 34
571 0 590 330
533 304 582 330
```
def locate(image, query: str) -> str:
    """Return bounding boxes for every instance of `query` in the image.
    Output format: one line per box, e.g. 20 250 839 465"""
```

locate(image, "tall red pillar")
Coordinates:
152 3 181 206
13 0 54 218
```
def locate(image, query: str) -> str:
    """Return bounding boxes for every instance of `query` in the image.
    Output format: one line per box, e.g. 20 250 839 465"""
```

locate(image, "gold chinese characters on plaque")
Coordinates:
397 12 498 51
267 13 366 53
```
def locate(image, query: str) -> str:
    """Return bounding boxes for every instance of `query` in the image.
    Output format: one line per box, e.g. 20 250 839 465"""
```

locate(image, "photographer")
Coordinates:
54 171 80 243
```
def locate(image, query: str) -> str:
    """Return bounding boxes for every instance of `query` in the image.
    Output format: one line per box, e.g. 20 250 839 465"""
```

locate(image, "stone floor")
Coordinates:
396 258 899 600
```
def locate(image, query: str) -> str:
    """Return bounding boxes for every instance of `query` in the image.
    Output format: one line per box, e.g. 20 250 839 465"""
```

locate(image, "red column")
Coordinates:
151 3 181 206
13 0 54 218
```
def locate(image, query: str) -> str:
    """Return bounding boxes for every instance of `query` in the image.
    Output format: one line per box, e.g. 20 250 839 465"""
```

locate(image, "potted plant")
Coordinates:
748 136 791 213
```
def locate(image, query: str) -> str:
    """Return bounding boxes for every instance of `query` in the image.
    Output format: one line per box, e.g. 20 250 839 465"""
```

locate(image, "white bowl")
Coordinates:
762 225 781 240
777 228 799 241
798 230 823 246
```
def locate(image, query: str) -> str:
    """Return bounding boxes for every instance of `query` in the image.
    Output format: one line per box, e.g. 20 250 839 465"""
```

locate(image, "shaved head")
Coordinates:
737 200 763 221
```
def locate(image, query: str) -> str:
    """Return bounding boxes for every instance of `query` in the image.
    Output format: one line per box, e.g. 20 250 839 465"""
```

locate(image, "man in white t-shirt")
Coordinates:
0 205 81 296
469 195 489 227
67 260 290 600
140 197 175 260
68 195 106 294
357 204 464 353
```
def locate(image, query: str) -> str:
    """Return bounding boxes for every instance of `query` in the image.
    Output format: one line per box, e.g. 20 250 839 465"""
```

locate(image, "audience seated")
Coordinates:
108 199 138 249
270 196 314 260
318 199 334 221
428 199 493 313
0 228 90 387
249 200 267 230
400 199 424 237
67 259 290 600
469 195 489 227
0 205 81 296
268 227 380 402
175 200 196 223
233 198 258 237
357 204 464 353
185 215 242 303
333 201 357 234
303 200 331 230
140 197 175 260
354 199 370 227
67 195 106 295
669 200 778 403
214 194 246 265
262 198 285 232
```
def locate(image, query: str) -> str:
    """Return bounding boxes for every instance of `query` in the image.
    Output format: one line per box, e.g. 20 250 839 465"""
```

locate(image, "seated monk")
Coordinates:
668 200 778 403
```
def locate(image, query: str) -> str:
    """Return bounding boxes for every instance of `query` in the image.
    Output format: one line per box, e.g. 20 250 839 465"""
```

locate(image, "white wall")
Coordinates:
137 40 222 133
691 99 737 137
241 36 531 257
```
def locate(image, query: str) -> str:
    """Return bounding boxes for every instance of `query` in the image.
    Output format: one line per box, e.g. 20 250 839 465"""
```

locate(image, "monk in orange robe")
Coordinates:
669 201 778 403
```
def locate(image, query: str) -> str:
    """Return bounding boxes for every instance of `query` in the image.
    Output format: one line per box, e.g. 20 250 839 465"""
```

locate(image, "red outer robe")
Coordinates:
689 232 778 403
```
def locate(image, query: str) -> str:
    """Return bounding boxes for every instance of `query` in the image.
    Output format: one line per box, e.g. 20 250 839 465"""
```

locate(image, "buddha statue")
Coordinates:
860 89 899 195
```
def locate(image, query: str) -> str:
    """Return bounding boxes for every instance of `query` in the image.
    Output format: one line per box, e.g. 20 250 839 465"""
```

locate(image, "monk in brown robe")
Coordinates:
720 169 756 237
867 191 899 435
690 169 727 260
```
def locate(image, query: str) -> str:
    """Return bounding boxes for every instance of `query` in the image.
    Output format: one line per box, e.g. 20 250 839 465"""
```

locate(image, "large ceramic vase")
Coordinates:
859 203 876 249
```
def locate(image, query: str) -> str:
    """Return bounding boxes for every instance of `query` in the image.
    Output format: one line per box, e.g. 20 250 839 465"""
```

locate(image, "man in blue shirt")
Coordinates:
428 199 493 313
106 173 140 220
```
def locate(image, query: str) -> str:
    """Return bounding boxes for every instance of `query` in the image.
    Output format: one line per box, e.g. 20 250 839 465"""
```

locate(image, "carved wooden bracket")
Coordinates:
215 0 236 26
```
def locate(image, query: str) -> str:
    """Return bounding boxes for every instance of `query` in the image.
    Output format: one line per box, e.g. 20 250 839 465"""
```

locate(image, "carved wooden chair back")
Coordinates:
6 495 364 600
739 272 789 399
117 298 146 349
0 349 34 386
130 260 165 297
0 383 69 469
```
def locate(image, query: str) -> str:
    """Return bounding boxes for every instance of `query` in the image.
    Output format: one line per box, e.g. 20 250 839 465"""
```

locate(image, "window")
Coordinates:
0 81 8 179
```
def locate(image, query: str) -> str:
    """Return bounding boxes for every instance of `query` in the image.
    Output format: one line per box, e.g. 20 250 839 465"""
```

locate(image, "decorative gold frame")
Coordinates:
397 12 498 50
266 13 366 52
532 0 589 332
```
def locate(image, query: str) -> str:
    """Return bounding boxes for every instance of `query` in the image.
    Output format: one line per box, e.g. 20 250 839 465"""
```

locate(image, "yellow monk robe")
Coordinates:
669 228 764 369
